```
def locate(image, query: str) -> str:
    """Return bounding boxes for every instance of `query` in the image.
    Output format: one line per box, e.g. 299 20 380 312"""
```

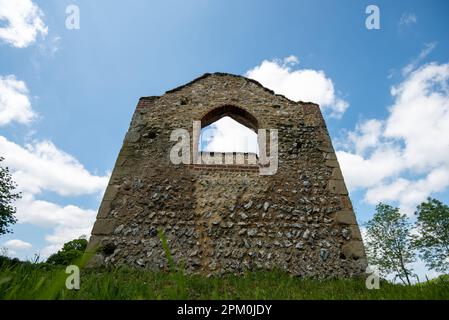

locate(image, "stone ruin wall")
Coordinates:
87 73 367 277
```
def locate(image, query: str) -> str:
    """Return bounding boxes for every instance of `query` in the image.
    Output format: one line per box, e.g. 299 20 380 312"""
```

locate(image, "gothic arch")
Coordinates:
200 105 259 132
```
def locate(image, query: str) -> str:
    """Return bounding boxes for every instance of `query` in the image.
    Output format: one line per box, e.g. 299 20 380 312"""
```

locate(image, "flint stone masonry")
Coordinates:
87 72 367 277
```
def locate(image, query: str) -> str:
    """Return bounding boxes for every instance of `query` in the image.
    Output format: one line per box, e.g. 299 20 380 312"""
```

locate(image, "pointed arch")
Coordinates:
200 105 259 132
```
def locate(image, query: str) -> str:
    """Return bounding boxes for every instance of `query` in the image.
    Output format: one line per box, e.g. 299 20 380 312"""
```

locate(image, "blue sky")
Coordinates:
1 0 448 279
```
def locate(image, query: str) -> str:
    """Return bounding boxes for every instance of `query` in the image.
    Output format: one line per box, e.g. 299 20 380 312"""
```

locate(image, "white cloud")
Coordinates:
201 116 258 153
0 137 106 257
345 119 383 155
0 0 48 48
364 167 449 215
15 193 96 258
0 135 109 196
283 55 299 65
4 239 32 250
399 12 417 28
402 42 437 76
0 72 108 259
0 75 36 125
15 193 97 229
409 259 442 282
386 63 449 172
40 244 60 259
337 146 403 190
338 62 449 214
0 247 16 257
245 56 349 118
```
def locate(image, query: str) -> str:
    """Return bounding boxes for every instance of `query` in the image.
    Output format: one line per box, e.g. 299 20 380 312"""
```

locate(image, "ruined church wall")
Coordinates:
88 74 367 277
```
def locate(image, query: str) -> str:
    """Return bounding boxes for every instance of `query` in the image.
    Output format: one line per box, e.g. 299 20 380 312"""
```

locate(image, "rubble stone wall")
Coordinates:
87 73 367 277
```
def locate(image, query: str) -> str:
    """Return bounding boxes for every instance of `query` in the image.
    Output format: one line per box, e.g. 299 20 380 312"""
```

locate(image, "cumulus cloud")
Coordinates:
15 193 96 258
245 56 349 118
15 193 97 228
0 136 109 196
338 62 449 214
4 239 32 250
0 72 107 258
345 119 383 155
337 145 404 190
0 136 107 257
201 55 349 165
386 63 449 171
0 75 36 126
0 0 48 48
0 77 105 198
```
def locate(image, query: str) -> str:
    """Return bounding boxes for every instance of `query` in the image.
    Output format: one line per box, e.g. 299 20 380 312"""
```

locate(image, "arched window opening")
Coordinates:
200 116 259 155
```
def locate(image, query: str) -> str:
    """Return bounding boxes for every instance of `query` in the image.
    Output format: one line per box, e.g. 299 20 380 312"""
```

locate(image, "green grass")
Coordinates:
1 263 448 300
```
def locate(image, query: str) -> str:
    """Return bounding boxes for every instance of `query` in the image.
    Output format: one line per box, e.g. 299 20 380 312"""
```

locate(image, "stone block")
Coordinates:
317 145 333 153
328 179 348 195
125 131 141 143
331 167 344 180
97 200 112 219
86 235 101 252
325 159 339 168
342 241 366 259
334 210 357 225
103 185 119 201
91 219 115 236
325 152 337 160
350 225 362 240
340 195 353 210
86 253 105 268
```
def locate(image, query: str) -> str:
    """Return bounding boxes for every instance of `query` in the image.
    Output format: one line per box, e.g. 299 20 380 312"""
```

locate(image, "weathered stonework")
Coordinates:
87 72 367 277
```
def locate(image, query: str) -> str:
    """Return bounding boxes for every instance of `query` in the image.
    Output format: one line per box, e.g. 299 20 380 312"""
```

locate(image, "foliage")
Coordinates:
365 203 416 285
413 198 449 273
46 237 88 266
0 255 22 268
0 157 21 235
419 274 449 285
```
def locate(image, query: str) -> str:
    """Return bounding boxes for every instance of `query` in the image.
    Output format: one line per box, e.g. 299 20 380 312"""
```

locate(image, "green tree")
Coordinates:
413 198 449 273
46 237 88 265
365 203 415 285
0 157 21 235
